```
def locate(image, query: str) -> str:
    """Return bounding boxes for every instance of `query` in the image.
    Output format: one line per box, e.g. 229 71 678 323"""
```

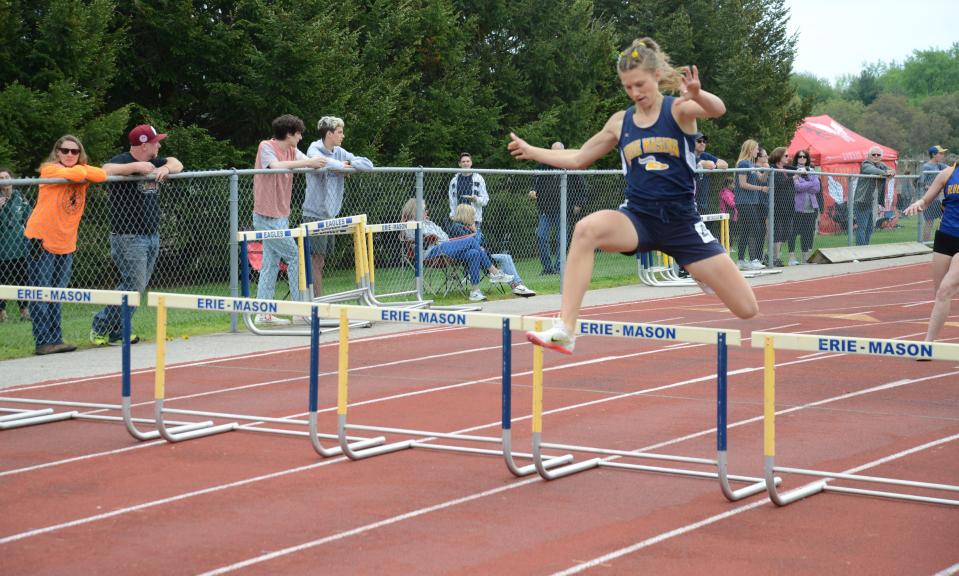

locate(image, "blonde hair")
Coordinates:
737 139 759 164
400 198 417 222
452 203 476 226
616 38 683 92
42 134 89 168
317 116 345 141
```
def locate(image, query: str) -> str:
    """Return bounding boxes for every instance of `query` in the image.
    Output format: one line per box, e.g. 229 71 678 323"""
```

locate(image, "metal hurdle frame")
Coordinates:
524 318 773 501
0 286 221 440
322 306 573 474
147 292 385 451
311 302 769 498
237 215 372 335
754 331 959 507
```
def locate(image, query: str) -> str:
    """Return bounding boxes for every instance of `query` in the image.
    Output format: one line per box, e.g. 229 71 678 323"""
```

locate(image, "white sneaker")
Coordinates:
512 284 536 297
788 258 800 266
292 315 312 325
750 259 766 270
254 313 291 325
737 259 749 270
526 318 575 355
468 290 487 302
488 271 514 284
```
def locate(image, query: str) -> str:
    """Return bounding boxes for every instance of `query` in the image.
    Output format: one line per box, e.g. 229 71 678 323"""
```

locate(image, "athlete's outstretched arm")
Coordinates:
508 112 622 170
905 167 953 216
674 65 725 129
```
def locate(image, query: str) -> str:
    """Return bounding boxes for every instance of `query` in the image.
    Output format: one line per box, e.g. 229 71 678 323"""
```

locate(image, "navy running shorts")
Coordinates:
617 201 726 266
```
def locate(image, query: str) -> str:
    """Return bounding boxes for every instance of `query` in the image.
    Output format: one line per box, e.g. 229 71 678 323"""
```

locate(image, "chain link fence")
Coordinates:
0 167 939 331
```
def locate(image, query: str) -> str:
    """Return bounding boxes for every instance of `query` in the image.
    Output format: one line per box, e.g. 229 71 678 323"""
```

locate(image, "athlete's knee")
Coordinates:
572 220 603 246
935 281 959 303
732 295 759 319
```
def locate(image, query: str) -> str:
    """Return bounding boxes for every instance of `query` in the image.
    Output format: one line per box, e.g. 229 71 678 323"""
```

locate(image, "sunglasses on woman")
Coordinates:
58 147 81 156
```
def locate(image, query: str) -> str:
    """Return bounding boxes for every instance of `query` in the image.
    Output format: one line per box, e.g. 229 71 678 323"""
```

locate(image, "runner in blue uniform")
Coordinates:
509 37 758 354
904 164 959 343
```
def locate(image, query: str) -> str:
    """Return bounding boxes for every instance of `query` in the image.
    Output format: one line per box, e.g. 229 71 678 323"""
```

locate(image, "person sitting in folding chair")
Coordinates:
400 198 513 302
449 204 536 297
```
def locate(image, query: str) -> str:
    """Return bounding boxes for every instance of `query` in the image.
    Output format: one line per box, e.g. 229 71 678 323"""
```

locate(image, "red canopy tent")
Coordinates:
787 115 898 233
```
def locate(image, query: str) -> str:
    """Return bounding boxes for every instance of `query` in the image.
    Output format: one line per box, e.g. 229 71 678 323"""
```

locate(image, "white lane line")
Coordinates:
551 432 959 576
194 372 958 576
4 362 951 553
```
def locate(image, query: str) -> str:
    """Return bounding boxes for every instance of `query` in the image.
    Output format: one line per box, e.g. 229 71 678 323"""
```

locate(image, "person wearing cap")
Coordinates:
90 124 183 346
303 116 374 297
693 132 728 213
920 145 949 242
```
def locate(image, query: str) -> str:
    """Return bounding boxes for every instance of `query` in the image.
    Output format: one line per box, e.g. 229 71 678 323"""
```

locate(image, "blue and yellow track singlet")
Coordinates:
940 164 959 237
618 96 698 208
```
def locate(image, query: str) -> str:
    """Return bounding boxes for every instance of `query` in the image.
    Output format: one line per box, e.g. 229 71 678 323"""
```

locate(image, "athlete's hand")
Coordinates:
679 65 702 102
508 132 535 161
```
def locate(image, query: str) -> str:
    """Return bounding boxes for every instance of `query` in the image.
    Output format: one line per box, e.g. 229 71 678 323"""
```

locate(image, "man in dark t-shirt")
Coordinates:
90 124 183 345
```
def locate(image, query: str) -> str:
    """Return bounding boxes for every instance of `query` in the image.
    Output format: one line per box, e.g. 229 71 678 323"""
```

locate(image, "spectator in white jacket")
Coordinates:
303 116 374 296
447 152 489 231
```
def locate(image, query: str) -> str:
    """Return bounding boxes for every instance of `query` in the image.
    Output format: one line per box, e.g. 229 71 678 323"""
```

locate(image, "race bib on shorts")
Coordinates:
694 221 715 243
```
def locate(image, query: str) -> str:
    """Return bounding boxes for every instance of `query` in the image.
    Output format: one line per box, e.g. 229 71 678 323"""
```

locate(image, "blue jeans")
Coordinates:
854 205 874 246
26 241 74 347
92 234 160 338
252 213 303 302
536 213 561 272
429 236 491 285
492 253 521 285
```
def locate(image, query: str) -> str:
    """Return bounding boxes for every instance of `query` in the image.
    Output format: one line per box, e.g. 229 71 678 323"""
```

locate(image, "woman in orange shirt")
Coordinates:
24 135 106 355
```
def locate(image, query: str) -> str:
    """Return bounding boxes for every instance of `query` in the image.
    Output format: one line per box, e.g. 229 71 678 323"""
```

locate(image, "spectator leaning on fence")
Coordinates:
853 146 895 246
693 132 728 214
920 145 949 242
252 114 328 325
303 116 374 297
447 152 489 232
24 135 107 355
528 142 586 275
90 124 183 346
0 167 31 322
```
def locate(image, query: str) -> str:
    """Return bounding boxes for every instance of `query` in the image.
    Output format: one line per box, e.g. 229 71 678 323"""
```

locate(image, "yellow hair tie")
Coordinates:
631 49 639 58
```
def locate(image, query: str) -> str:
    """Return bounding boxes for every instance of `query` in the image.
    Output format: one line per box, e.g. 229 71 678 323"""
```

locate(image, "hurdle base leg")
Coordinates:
309 413 385 457
718 451 781 501
502 432 575 477
338 416 413 460
0 410 78 430
766 457 826 506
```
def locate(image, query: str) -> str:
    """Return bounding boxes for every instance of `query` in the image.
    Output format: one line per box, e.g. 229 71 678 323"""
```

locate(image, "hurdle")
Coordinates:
754 331 959 507
525 318 772 500
0 285 219 440
363 221 431 309
317 302 769 498
317 305 571 472
237 214 371 335
147 292 385 451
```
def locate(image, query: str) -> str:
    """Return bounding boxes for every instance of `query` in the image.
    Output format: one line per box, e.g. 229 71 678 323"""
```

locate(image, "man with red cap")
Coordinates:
90 124 183 346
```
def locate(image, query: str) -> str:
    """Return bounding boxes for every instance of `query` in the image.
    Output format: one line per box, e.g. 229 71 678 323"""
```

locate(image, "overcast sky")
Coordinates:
784 0 956 84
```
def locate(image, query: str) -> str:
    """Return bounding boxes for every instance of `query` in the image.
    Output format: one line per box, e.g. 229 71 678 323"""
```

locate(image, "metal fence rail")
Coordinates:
0 166 937 330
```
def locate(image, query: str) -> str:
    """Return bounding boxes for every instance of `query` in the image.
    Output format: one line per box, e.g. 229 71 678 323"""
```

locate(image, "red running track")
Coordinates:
1 263 957 575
